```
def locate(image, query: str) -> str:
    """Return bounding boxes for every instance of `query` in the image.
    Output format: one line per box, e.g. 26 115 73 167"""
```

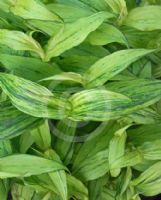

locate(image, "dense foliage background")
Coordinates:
1 0 161 199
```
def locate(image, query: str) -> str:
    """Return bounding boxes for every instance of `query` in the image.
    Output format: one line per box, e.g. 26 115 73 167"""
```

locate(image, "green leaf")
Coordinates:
10 0 62 22
84 49 154 88
139 140 161 160
111 150 143 169
11 184 34 200
31 120 51 151
41 72 83 85
0 154 65 178
0 73 70 119
86 23 128 46
132 158 161 196
0 53 61 81
67 175 88 200
69 89 131 121
124 6 161 31
72 121 120 171
44 12 114 61
0 100 43 140
105 0 127 14
104 0 128 24
88 177 104 200
44 150 67 200
108 79 161 115
108 126 129 177
128 124 161 145
0 140 12 157
0 180 8 200
19 132 34 153
73 149 109 181
53 119 77 163
47 3 93 22
0 2 10 13
0 29 45 59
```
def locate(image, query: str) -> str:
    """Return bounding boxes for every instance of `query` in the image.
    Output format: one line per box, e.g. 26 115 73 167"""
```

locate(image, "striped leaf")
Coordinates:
31 120 51 151
69 89 131 121
0 30 45 59
41 72 83 85
108 126 129 177
84 49 154 88
86 23 128 46
124 6 161 31
0 154 65 178
0 100 43 140
10 0 62 22
108 79 161 111
44 150 67 200
0 73 70 119
53 119 77 163
0 53 61 81
45 12 114 61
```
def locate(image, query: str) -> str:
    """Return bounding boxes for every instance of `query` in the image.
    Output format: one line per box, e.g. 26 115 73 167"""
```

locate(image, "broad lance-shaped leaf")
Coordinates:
44 150 67 200
139 140 161 161
136 180 161 197
67 175 88 200
84 49 154 88
124 6 161 31
10 0 62 22
25 174 88 200
19 132 34 154
132 162 161 196
111 150 143 170
0 29 45 60
0 154 65 178
73 149 109 181
86 23 128 46
128 124 161 145
72 122 121 181
68 89 131 121
44 12 114 61
0 180 8 200
0 100 43 140
0 136 12 199
107 79 161 112
72 121 120 171
0 140 12 157
30 120 51 151
108 126 129 177
30 126 67 200
88 177 104 200
117 168 132 196
0 73 70 119
53 119 77 164
0 54 61 81
47 3 93 23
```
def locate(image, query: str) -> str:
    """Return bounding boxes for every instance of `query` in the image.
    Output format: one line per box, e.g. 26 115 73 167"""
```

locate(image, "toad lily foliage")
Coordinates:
1 0 161 200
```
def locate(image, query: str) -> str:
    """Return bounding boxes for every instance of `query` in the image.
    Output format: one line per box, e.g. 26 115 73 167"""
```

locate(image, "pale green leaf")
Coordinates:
84 49 154 88
124 6 161 31
45 12 114 61
0 154 65 178
10 0 62 22
0 73 70 119
0 29 45 59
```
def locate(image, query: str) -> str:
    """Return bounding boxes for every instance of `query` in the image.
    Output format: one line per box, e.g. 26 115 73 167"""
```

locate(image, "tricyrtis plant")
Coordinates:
1 0 161 200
